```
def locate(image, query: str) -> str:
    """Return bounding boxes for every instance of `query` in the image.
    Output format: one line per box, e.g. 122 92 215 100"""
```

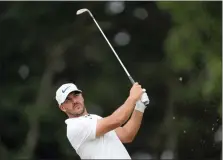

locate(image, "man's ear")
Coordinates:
59 105 66 112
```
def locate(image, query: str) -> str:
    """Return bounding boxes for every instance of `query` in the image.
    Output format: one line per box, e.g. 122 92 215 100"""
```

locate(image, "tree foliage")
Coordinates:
0 1 221 159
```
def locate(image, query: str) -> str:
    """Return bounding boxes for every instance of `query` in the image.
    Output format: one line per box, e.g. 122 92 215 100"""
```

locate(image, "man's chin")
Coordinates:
71 108 85 117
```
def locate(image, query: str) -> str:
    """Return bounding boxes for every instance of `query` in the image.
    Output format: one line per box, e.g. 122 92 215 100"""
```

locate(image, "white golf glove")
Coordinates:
141 89 150 105
135 100 147 113
135 89 150 113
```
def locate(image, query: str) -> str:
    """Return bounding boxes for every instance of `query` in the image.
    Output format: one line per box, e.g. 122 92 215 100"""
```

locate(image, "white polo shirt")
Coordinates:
65 114 131 159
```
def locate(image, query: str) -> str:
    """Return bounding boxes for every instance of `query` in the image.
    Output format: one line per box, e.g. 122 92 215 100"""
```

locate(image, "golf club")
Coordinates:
76 8 149 105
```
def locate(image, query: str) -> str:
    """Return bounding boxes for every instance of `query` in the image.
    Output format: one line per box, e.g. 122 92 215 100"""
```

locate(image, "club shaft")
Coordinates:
90 15 135 85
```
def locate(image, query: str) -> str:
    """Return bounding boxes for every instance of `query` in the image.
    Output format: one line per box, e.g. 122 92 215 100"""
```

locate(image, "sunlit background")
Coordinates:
0 1 222 160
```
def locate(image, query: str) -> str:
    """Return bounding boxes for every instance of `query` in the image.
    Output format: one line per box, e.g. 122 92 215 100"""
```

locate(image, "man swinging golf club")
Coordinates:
55 8 150 159
55 82 149 159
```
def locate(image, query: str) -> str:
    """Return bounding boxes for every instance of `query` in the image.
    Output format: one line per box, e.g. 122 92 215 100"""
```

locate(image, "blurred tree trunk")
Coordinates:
16 42 69 159
160 79 178 159
20 69 54 158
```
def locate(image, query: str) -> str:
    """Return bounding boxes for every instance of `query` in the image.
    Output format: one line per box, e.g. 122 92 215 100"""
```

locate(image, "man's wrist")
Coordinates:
135 101 146 113
127 96 138 104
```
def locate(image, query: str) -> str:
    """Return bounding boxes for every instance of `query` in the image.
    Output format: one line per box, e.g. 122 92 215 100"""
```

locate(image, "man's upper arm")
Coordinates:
96 115 121 137
115 127 131 143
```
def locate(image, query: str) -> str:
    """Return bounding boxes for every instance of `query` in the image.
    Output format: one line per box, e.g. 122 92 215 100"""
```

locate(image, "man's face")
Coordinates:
60 91 85 117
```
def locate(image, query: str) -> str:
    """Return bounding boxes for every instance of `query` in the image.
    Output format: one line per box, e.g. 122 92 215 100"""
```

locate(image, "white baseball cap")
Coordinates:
55 83 82 105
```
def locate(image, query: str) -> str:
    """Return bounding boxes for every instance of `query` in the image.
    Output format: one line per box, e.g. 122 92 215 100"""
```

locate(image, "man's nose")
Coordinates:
71 98 77 104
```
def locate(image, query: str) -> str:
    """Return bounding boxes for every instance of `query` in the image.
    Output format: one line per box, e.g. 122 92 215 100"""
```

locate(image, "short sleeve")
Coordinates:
66 117 97 150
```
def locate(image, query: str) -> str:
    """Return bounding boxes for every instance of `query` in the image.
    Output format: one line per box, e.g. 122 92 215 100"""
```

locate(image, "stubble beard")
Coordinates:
71 105 86 117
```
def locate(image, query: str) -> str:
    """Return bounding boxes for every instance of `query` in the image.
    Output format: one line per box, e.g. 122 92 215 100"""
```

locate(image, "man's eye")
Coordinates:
65 99 71 103
74 93 80 97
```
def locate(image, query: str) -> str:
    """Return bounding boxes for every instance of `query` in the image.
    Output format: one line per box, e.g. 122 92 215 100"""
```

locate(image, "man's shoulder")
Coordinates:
90 114 103 119
65 117 85 125
64 114 102 126
65 118 89 135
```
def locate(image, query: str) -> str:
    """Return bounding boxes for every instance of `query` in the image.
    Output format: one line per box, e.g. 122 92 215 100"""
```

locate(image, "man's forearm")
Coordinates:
111 97 137 125
122 109 144 141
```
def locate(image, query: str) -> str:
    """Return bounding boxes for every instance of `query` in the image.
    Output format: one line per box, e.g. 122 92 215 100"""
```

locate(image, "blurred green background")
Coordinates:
0 1 222 160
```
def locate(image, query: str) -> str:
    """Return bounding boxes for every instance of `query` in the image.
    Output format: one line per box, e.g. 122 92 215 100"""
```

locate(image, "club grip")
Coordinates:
128 77 149 105
128 76 135 85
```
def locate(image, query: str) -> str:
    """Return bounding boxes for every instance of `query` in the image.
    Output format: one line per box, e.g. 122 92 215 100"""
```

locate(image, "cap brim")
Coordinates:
60 89 82 105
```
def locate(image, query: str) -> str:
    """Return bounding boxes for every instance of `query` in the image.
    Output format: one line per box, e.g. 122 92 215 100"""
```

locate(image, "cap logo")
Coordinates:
62 86 70 93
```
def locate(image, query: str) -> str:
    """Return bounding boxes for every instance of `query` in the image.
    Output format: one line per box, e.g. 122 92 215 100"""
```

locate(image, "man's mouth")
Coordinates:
74 104 81 108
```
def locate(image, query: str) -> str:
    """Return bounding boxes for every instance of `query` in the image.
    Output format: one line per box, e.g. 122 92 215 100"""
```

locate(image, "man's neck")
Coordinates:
68 111 88 118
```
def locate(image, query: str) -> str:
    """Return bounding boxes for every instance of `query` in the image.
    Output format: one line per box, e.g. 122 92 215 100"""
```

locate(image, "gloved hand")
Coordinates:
135 89 150 113
141 89 150 105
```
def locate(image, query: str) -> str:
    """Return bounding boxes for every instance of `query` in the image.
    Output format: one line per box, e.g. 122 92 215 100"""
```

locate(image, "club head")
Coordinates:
76 8 89 15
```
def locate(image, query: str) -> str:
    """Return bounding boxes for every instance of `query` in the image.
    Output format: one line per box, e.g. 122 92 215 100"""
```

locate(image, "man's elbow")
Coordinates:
123 134 135 143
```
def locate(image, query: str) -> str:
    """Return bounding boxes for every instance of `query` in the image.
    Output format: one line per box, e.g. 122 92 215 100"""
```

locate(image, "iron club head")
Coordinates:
76 8 89 15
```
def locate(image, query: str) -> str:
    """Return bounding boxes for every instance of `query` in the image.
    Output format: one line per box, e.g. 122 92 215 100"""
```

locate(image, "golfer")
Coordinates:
55 82 148 159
